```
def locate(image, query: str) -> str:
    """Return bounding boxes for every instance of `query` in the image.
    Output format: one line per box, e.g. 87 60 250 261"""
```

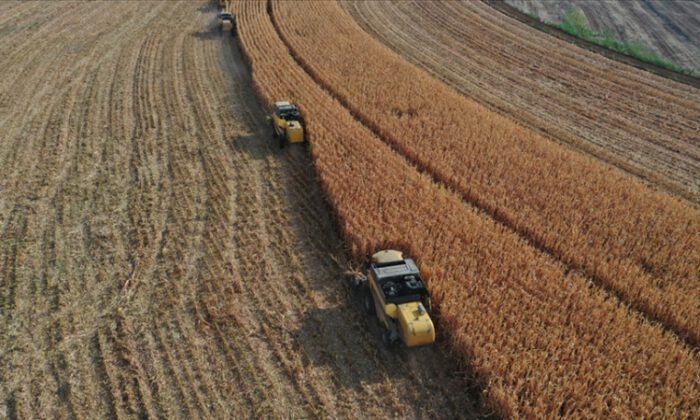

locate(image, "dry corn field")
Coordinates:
1 0 699 419
344 0 700 203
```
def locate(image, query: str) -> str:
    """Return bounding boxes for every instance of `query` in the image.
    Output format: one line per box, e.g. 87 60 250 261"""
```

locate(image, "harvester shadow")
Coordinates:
292 286 400 388
192 27 224 41
292 287 463 394
229 130 287 161
294 293 494 418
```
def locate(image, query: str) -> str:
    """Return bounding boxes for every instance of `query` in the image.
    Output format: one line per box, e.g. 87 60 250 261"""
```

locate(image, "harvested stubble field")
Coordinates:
0 1 482 418
343 0 700 204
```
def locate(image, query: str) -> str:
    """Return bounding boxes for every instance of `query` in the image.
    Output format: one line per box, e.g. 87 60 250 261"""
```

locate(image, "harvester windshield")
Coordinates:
381 274 428 301
276 105 302 121
372 258 429 304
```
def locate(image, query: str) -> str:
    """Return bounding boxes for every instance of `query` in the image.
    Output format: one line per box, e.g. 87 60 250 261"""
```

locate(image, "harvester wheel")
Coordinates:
363 289 375 316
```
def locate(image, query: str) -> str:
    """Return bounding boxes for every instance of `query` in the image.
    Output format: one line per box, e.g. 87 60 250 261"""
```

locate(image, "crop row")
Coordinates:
341 0 700 204
271 1 700 346
228 1 700 417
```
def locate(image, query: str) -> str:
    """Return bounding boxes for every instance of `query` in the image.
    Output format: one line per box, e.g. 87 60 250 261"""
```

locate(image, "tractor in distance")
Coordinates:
353 250 435 348
270 101 305 148
218 11 236 34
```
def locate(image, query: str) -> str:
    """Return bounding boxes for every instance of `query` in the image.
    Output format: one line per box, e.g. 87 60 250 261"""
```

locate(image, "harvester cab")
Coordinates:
354 250 435 348
271 101 305 148
218 11 236 34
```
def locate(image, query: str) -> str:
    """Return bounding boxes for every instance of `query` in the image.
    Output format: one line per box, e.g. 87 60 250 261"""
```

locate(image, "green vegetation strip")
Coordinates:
549 8 698 77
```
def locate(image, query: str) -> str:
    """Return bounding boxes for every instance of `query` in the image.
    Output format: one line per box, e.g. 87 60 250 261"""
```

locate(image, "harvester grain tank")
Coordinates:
353 250 435 348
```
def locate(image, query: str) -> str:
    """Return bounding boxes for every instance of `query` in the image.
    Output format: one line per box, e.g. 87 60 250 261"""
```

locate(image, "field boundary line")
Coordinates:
483 0 700 88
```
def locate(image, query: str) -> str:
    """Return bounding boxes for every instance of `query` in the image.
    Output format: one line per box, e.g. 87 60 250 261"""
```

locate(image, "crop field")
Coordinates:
2 0 699 419
343 0 700 204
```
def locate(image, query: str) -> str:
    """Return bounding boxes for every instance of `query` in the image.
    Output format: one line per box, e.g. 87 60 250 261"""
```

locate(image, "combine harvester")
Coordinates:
353 250 435 348
218 11 236 35
270 101 306 148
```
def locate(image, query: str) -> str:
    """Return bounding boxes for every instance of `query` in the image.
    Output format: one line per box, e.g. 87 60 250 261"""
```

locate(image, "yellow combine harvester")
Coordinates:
353 250 435 348
270 101 305 148
218 11 236 34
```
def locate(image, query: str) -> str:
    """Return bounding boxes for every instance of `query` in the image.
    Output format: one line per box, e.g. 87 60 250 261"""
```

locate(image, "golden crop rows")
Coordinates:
341 0 700 204
272 1 700 347
230 1 700 417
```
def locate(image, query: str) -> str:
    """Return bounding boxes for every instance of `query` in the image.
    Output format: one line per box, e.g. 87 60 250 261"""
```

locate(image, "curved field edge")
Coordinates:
230 0 700 417
504 0 700 73
486 0 700 86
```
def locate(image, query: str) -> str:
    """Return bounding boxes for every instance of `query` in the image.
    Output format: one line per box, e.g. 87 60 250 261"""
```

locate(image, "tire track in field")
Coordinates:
0 3 157 416
195 8 335 416
1 2 168 417
187 24 300 416
194 13 341 416
153 14 223 419
116 7 209 419
56 4 170 417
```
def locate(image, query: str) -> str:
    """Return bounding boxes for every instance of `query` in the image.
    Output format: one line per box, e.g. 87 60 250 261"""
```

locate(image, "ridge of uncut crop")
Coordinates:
271 0 700 347
228 1 700 417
